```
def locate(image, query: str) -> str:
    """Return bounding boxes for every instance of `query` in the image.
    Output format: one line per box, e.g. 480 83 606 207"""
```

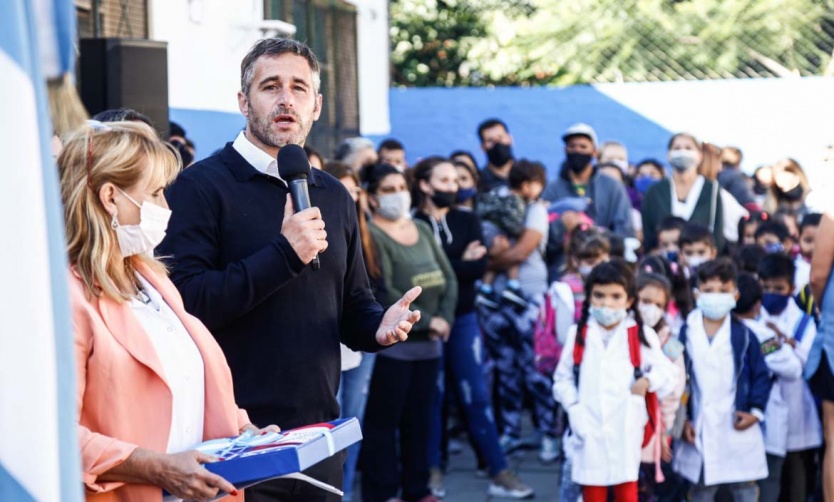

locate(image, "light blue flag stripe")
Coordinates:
0 0 81 500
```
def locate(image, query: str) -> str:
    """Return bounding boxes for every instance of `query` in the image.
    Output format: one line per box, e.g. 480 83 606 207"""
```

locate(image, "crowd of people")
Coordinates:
59 37 834 502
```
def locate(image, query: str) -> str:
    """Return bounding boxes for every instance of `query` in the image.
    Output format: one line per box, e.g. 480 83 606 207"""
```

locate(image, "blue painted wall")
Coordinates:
169 108 244 161
370 85 674 179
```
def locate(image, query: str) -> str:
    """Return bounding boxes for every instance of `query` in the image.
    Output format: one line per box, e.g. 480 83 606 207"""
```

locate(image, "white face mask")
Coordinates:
113 189 172 257
686 255 709 269
589 305 628 327
669 149 699 172
376 191 411 221
638 302 664 328
697 292 737 321
578 264 594 278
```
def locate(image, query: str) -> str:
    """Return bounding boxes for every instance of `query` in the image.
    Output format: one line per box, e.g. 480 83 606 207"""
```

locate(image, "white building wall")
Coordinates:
149 0 270 114
350 0 391 136
149 0 391 136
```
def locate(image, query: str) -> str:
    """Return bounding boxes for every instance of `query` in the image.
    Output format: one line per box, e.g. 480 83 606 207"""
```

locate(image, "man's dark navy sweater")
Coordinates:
157 143 385 430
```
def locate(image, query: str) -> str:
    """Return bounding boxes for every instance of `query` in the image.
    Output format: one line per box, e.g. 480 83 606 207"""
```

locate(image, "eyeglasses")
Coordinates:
85 120 112 189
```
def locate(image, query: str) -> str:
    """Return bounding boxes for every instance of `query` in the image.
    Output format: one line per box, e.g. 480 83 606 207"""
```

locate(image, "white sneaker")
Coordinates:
539 435 561 463
428 468 446 499
488 470 535 499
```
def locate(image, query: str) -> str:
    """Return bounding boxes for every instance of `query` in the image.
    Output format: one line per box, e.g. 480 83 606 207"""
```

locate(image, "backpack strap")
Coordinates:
627 324 643 379
794 314 812 343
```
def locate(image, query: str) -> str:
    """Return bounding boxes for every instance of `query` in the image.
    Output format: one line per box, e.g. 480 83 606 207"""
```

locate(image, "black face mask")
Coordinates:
486 143 513 166
566 152 593 174
431 190 457 209
778 183 804 202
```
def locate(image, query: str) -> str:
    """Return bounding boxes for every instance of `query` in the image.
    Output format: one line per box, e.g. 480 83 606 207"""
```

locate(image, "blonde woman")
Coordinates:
60 121 276 502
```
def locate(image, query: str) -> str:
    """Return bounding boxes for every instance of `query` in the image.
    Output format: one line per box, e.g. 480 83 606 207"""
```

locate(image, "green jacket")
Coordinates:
642 177 725 252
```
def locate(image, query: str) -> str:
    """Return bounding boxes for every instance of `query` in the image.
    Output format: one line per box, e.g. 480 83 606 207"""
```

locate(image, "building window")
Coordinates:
264 0 359 156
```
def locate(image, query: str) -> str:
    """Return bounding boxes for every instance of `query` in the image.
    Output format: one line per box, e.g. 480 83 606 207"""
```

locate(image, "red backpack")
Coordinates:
573 325 660 449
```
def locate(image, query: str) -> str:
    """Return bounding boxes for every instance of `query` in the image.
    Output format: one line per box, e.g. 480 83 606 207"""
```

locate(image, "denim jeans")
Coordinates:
337 352 376 501
427 312 508 477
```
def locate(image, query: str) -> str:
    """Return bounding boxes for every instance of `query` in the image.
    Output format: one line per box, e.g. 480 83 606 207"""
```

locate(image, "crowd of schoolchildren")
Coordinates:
57 106 832 501
308 118 831 502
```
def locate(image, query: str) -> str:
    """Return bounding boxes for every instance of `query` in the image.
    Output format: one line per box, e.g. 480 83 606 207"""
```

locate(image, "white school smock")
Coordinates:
741 318 803 457
762 302 823 452
673 311 768 485
553 317 677 486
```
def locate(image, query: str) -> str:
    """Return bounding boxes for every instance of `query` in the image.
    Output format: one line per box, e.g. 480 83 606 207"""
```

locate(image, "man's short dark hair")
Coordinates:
477 118 509 142
169 121 186 139
734 273 762 315
378 138 404 152
241 38 320 97
680 223 714 248
508 159 546 190
658 216 687 234
92 108 154 128
755 221 789 242
758 253 796 284
800 213 822 234
697 257 737 285
734 244 766 274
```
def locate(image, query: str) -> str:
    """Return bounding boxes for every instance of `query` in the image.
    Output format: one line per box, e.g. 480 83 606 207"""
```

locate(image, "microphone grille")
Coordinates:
277 144 311 180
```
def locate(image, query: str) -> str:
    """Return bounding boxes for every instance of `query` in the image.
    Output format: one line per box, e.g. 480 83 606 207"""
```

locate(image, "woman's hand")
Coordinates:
462 240 487 261
429 317 451 342
239 423 281 435
152 450 237 501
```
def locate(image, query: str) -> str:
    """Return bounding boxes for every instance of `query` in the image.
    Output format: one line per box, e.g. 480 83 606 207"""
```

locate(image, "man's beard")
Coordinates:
247 105 312 148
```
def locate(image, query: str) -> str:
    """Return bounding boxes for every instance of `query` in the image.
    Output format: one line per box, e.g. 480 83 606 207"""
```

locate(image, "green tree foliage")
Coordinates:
390 0 834 87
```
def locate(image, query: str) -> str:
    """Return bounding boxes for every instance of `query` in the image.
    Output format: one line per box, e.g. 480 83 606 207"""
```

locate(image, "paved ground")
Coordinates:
439 439 562 501
353 431 564 501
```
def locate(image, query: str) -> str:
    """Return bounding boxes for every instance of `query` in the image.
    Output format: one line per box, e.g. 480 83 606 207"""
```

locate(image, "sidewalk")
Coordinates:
431 439 562 501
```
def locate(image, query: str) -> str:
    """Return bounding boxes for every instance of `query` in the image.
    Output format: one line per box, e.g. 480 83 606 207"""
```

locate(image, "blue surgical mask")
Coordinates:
697 292 737 321
590 306 628 327
761 293 790 314
665 250 679 263
765 242 785 254
457 187 476 203
634 176 659 194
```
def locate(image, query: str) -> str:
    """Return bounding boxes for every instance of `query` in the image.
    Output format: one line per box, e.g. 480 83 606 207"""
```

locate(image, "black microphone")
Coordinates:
277 144 320 270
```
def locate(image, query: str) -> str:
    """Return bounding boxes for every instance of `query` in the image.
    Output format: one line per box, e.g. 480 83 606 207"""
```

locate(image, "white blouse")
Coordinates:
131 274 205 455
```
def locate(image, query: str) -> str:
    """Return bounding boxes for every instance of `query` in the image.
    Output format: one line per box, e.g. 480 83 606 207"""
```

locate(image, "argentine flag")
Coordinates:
0 0 82 500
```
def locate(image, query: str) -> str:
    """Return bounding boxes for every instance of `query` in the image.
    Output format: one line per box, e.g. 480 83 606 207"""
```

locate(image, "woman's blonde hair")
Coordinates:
58 120 181 301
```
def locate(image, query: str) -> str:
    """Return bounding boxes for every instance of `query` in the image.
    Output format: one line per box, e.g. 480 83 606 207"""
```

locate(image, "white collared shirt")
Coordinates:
232 130 286 185
130 274 205 455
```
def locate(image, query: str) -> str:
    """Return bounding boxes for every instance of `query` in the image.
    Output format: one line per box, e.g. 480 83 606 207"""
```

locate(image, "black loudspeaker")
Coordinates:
79 38 169 137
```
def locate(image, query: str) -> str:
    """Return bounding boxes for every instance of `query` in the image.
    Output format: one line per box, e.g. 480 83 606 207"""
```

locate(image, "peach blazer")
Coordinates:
71 261 248 501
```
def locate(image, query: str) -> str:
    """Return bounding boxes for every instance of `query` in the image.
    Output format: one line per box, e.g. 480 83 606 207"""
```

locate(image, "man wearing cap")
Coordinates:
542 123 634 238
542 124 634 279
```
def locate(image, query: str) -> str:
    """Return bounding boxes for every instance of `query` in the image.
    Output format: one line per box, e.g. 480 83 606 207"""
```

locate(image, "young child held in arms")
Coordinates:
554 259 677 502
673 258 772 501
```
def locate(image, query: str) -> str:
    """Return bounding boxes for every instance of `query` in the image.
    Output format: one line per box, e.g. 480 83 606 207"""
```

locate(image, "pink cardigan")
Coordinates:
71 261 248 501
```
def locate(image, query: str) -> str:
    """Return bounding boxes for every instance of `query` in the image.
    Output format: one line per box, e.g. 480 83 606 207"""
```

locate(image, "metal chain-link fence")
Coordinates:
392 0 834 87
265 0 360 157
